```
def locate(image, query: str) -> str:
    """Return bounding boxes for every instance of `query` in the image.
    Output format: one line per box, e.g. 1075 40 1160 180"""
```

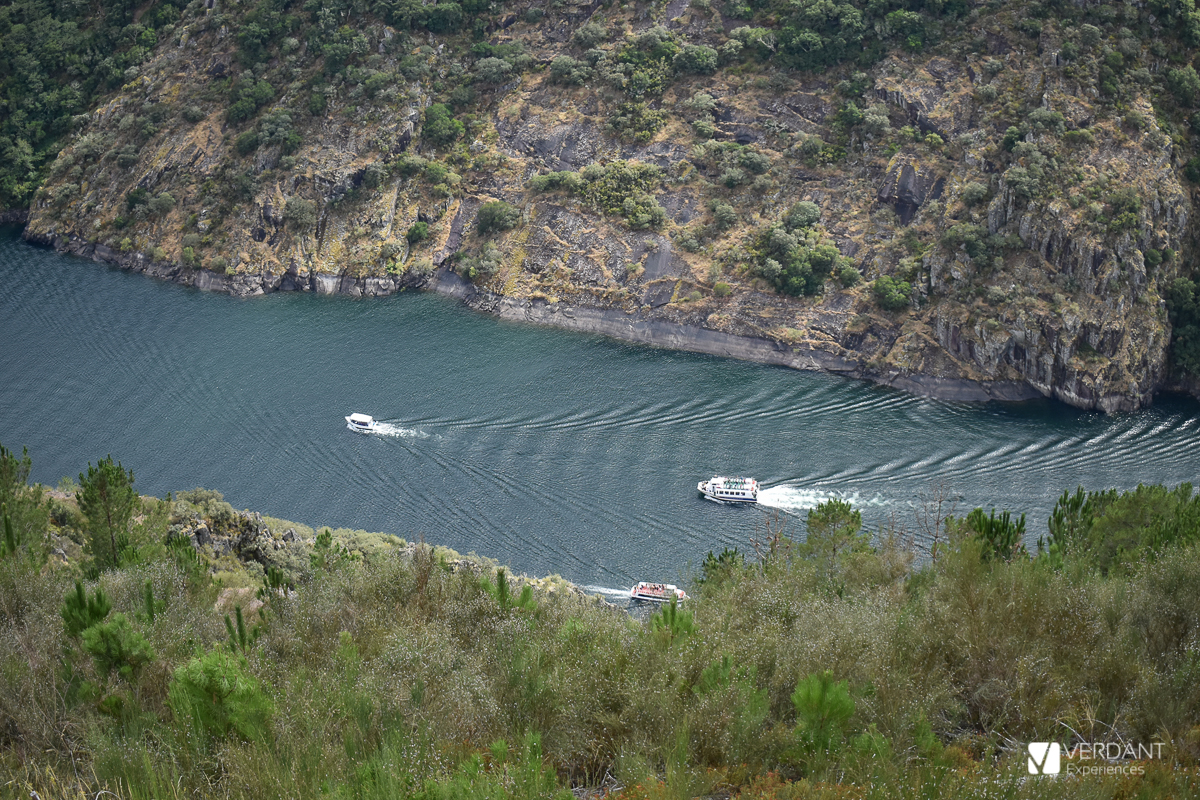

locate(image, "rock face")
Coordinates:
877 154 945 225
20 7 1194 412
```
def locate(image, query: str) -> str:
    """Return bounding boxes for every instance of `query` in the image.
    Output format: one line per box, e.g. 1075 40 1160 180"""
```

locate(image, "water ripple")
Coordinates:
3 229 1200 585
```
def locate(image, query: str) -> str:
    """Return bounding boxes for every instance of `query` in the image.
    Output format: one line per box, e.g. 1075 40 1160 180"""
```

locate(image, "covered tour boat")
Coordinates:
631 581 688 603
697 476 758 504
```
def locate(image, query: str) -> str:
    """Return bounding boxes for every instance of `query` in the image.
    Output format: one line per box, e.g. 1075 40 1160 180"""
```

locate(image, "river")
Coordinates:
2 228 1199 588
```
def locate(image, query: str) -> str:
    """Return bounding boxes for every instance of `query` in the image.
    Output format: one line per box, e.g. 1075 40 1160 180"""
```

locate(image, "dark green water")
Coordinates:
2 229 1199 590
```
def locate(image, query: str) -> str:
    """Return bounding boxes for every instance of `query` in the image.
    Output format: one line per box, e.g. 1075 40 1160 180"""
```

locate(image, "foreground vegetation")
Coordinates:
2 441 1199 799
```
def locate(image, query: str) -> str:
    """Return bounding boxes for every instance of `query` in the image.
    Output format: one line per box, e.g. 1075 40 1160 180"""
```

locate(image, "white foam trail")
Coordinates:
374 422 433 440
757 485 890 512
581 585 635 601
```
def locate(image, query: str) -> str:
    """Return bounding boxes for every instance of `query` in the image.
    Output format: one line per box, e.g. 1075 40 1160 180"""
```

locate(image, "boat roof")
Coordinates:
348 413 374 423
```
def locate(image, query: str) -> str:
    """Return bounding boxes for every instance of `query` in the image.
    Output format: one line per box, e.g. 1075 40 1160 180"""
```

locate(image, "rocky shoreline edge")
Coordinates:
14 227 1094 407
43 487 612 609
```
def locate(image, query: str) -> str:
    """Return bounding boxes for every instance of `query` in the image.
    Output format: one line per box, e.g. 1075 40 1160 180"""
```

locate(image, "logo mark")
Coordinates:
1028 742 1061 775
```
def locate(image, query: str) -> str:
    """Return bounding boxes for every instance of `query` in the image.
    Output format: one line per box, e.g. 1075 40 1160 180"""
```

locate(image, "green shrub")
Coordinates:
62 581 112 638
792 670 855 759
423 160 449 184
580 161 665 230
406 221 430 244
1168 65 1200 106
801 499 870 563
941 223 989 261
235 130 259 155
259 110 302 154
422 103 464 146
480 568 535 612
872 275 911 310
529 171 583 193
1042 483 1200 574
476 200 520 234
147 193 175 216
1003 165 1041 199
422 3 463 34
126 188 149 211
1186 156 1200 184
681 91 717 118
649 596 694 643
785 201 820 230
713 281 732 297
393 154 428 177
473 57 513 85
838 265 861 287
674 44 719 74
168 649 274 743
711 201 737 231
226 78 273 124
361 162 386 189
1107 187 1142 233
82 613 154 680
283 197 317 231
607 101 666 143
307 91 328 116
549 55 591 85
1027 108 1065 135
760 227 839 297
963 508 1027 562
697 547 744 587
458 241 504 280
961 181 988 207
573 21 608 49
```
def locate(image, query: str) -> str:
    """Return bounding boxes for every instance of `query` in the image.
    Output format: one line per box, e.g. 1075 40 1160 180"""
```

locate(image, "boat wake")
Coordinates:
373 422 434 440
756 485 890 513
580 585 636 602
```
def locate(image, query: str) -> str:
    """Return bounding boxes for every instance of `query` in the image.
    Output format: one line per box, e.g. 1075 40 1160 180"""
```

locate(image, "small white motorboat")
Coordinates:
631 581 688 603
345 413 380 434
698 476 758 504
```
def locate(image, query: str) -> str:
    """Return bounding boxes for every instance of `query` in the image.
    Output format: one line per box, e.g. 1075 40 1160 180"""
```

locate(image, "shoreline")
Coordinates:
14 226 1091 408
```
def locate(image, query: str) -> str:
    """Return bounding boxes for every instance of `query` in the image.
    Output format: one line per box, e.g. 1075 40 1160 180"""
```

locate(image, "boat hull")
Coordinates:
698 489 757 504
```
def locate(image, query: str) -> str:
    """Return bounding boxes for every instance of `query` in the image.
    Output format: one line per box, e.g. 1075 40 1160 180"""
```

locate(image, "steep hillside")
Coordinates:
17 0 1200 410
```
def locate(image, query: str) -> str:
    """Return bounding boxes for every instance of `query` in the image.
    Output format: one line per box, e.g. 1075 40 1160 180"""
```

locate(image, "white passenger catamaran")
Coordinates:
697 475 759 504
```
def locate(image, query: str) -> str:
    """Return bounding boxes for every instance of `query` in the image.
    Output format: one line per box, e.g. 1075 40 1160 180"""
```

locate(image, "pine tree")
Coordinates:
77 456 136 571
62 581 112 638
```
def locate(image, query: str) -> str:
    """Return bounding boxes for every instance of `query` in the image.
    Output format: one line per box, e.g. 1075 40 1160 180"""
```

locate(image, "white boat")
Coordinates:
698 476 758 504
631 581 688 603
345 413 380 434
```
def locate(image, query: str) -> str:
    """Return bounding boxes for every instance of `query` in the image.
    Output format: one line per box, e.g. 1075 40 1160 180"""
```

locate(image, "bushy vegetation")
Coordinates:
530 161 666 230
0 0 193 208
422 103 464 147
873 274 912 310
476 200 520 234
745 201 844 296
1167 275 1200 374
3 442 1200 798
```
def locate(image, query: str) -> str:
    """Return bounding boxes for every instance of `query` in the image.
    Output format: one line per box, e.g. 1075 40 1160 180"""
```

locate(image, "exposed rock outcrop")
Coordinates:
21 5 1195 412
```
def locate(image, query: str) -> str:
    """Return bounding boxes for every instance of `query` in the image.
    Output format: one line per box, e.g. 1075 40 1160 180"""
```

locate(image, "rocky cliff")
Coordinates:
21 0 1199 412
